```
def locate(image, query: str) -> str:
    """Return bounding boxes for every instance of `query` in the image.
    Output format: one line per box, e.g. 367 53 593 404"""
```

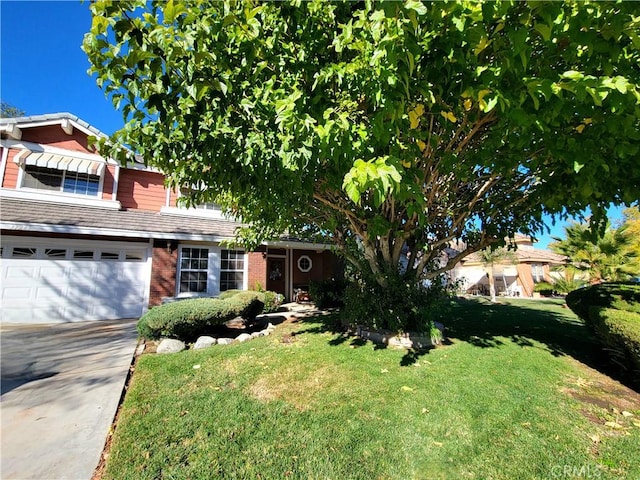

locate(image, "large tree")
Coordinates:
84 1 639 326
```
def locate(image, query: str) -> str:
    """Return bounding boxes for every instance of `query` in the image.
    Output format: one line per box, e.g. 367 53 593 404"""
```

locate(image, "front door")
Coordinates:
266 257 286 296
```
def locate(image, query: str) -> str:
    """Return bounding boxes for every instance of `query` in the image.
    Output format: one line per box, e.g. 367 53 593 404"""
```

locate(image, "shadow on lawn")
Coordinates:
297 297 632 388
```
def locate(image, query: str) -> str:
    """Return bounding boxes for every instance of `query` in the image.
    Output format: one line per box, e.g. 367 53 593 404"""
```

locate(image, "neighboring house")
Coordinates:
451 235 566 298
0 113 341 323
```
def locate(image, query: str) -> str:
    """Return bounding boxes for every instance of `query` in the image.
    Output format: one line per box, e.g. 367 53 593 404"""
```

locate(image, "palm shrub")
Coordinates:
551 278 585 295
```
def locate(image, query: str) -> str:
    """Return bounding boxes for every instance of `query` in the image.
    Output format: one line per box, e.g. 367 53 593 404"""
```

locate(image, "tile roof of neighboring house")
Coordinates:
0 198 241 241
461 247 566 266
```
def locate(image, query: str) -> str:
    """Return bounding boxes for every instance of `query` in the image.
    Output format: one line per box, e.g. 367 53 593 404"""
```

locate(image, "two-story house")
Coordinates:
450 235 566 298
0 113 341 323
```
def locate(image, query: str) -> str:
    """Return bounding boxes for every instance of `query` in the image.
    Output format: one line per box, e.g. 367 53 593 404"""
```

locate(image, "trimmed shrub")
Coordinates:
260 290 282 314
566 283 640 386
566 282 640 323
589 307 640 384
309 278 348 309
138 292 262 342
218 289 281 314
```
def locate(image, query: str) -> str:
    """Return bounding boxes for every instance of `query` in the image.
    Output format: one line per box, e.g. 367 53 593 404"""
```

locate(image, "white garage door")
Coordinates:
1 238 151 323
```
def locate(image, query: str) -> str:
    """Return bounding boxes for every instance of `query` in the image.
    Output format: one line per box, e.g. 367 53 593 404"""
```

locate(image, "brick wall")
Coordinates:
149 241 178 305
247 250 267 291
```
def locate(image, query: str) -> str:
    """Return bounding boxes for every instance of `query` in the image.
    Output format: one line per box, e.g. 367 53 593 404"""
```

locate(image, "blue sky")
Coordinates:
0 1 628 248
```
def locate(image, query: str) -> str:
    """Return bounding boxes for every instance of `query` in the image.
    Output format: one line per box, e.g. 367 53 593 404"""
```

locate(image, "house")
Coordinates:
450 235 566 298
0 113 341 323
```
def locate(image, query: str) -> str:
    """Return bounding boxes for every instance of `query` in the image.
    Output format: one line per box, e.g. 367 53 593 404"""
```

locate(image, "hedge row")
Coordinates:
588 307 640 384
137 290 281 342
566 283 640 386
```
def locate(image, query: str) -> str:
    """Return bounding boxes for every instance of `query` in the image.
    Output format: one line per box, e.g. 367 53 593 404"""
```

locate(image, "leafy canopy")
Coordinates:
84 0 640 286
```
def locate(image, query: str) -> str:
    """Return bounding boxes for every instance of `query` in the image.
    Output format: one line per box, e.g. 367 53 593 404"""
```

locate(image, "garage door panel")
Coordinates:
2 287 33 300
4 265 38 280
1 241 149 323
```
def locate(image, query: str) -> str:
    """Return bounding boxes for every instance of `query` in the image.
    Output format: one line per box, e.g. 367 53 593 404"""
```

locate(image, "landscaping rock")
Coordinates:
236 333 253 343
156 338 186 354
193 336 217 350
266 322 276 331
217 338 234 345
250 331 263 338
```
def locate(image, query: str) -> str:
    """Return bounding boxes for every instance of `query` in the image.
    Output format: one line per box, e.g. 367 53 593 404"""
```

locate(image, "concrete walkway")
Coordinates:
1 319 139 480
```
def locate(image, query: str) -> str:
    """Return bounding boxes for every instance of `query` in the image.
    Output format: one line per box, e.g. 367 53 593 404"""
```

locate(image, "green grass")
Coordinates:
103 298 640 480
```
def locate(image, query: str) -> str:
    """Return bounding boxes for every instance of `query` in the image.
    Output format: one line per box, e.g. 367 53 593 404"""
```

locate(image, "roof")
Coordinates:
461 247 566 266
0 198 242 242
0 112 108 139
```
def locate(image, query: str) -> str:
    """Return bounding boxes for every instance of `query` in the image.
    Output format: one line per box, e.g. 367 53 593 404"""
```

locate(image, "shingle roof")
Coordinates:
0 198 242 241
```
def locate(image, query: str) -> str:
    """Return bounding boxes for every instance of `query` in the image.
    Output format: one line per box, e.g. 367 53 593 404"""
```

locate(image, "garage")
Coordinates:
1 238 151 323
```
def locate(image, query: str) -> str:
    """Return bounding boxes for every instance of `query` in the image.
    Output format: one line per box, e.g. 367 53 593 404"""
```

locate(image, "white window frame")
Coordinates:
297 255 313 273
220 249 246 292
177 246 213 296
531 264 545 283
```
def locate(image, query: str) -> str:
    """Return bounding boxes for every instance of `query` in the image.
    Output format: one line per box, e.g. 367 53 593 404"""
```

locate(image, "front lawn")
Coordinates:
101 298 640 480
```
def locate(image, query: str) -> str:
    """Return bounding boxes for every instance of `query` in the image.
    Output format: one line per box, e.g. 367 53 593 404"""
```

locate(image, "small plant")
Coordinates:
551 278 585 295
533 282 554 296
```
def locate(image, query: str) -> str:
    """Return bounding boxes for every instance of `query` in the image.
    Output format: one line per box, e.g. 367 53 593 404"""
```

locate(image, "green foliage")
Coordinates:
551 277 585 295
550 219 640 283
137 292 265 341
103 299 640 480
1 101 24 118
566 283 640 385
260 290 281 314
309 278 348 309
343 270 452 333
533 281 555 296
566 283 640 322
589 307 640 386
85 1 640 321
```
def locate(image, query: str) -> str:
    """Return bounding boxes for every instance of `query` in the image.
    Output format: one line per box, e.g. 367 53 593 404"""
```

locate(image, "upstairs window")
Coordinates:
22 165 100 196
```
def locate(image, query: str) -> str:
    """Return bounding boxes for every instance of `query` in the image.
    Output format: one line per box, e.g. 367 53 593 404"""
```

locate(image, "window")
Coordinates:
220 250 244 291
22 165 100 196
12 247 37 258
179 247 209 294
44 248 67 258
297 255 313 272
100 251 120 260
73 250 95 260
531 264 545 283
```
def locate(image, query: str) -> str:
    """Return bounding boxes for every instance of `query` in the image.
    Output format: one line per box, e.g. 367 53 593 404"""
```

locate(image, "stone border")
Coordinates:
156 323 277 354
355 321 445 350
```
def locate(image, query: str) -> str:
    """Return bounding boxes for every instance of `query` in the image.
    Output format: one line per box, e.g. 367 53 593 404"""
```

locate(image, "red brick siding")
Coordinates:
2 150 20 188
21 126 95 153
149 242 177 306
117 169 167 211
248 251 267 291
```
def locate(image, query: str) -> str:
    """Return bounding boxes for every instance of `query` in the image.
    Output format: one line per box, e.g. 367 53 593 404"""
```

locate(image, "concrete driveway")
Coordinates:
1 319 139 480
